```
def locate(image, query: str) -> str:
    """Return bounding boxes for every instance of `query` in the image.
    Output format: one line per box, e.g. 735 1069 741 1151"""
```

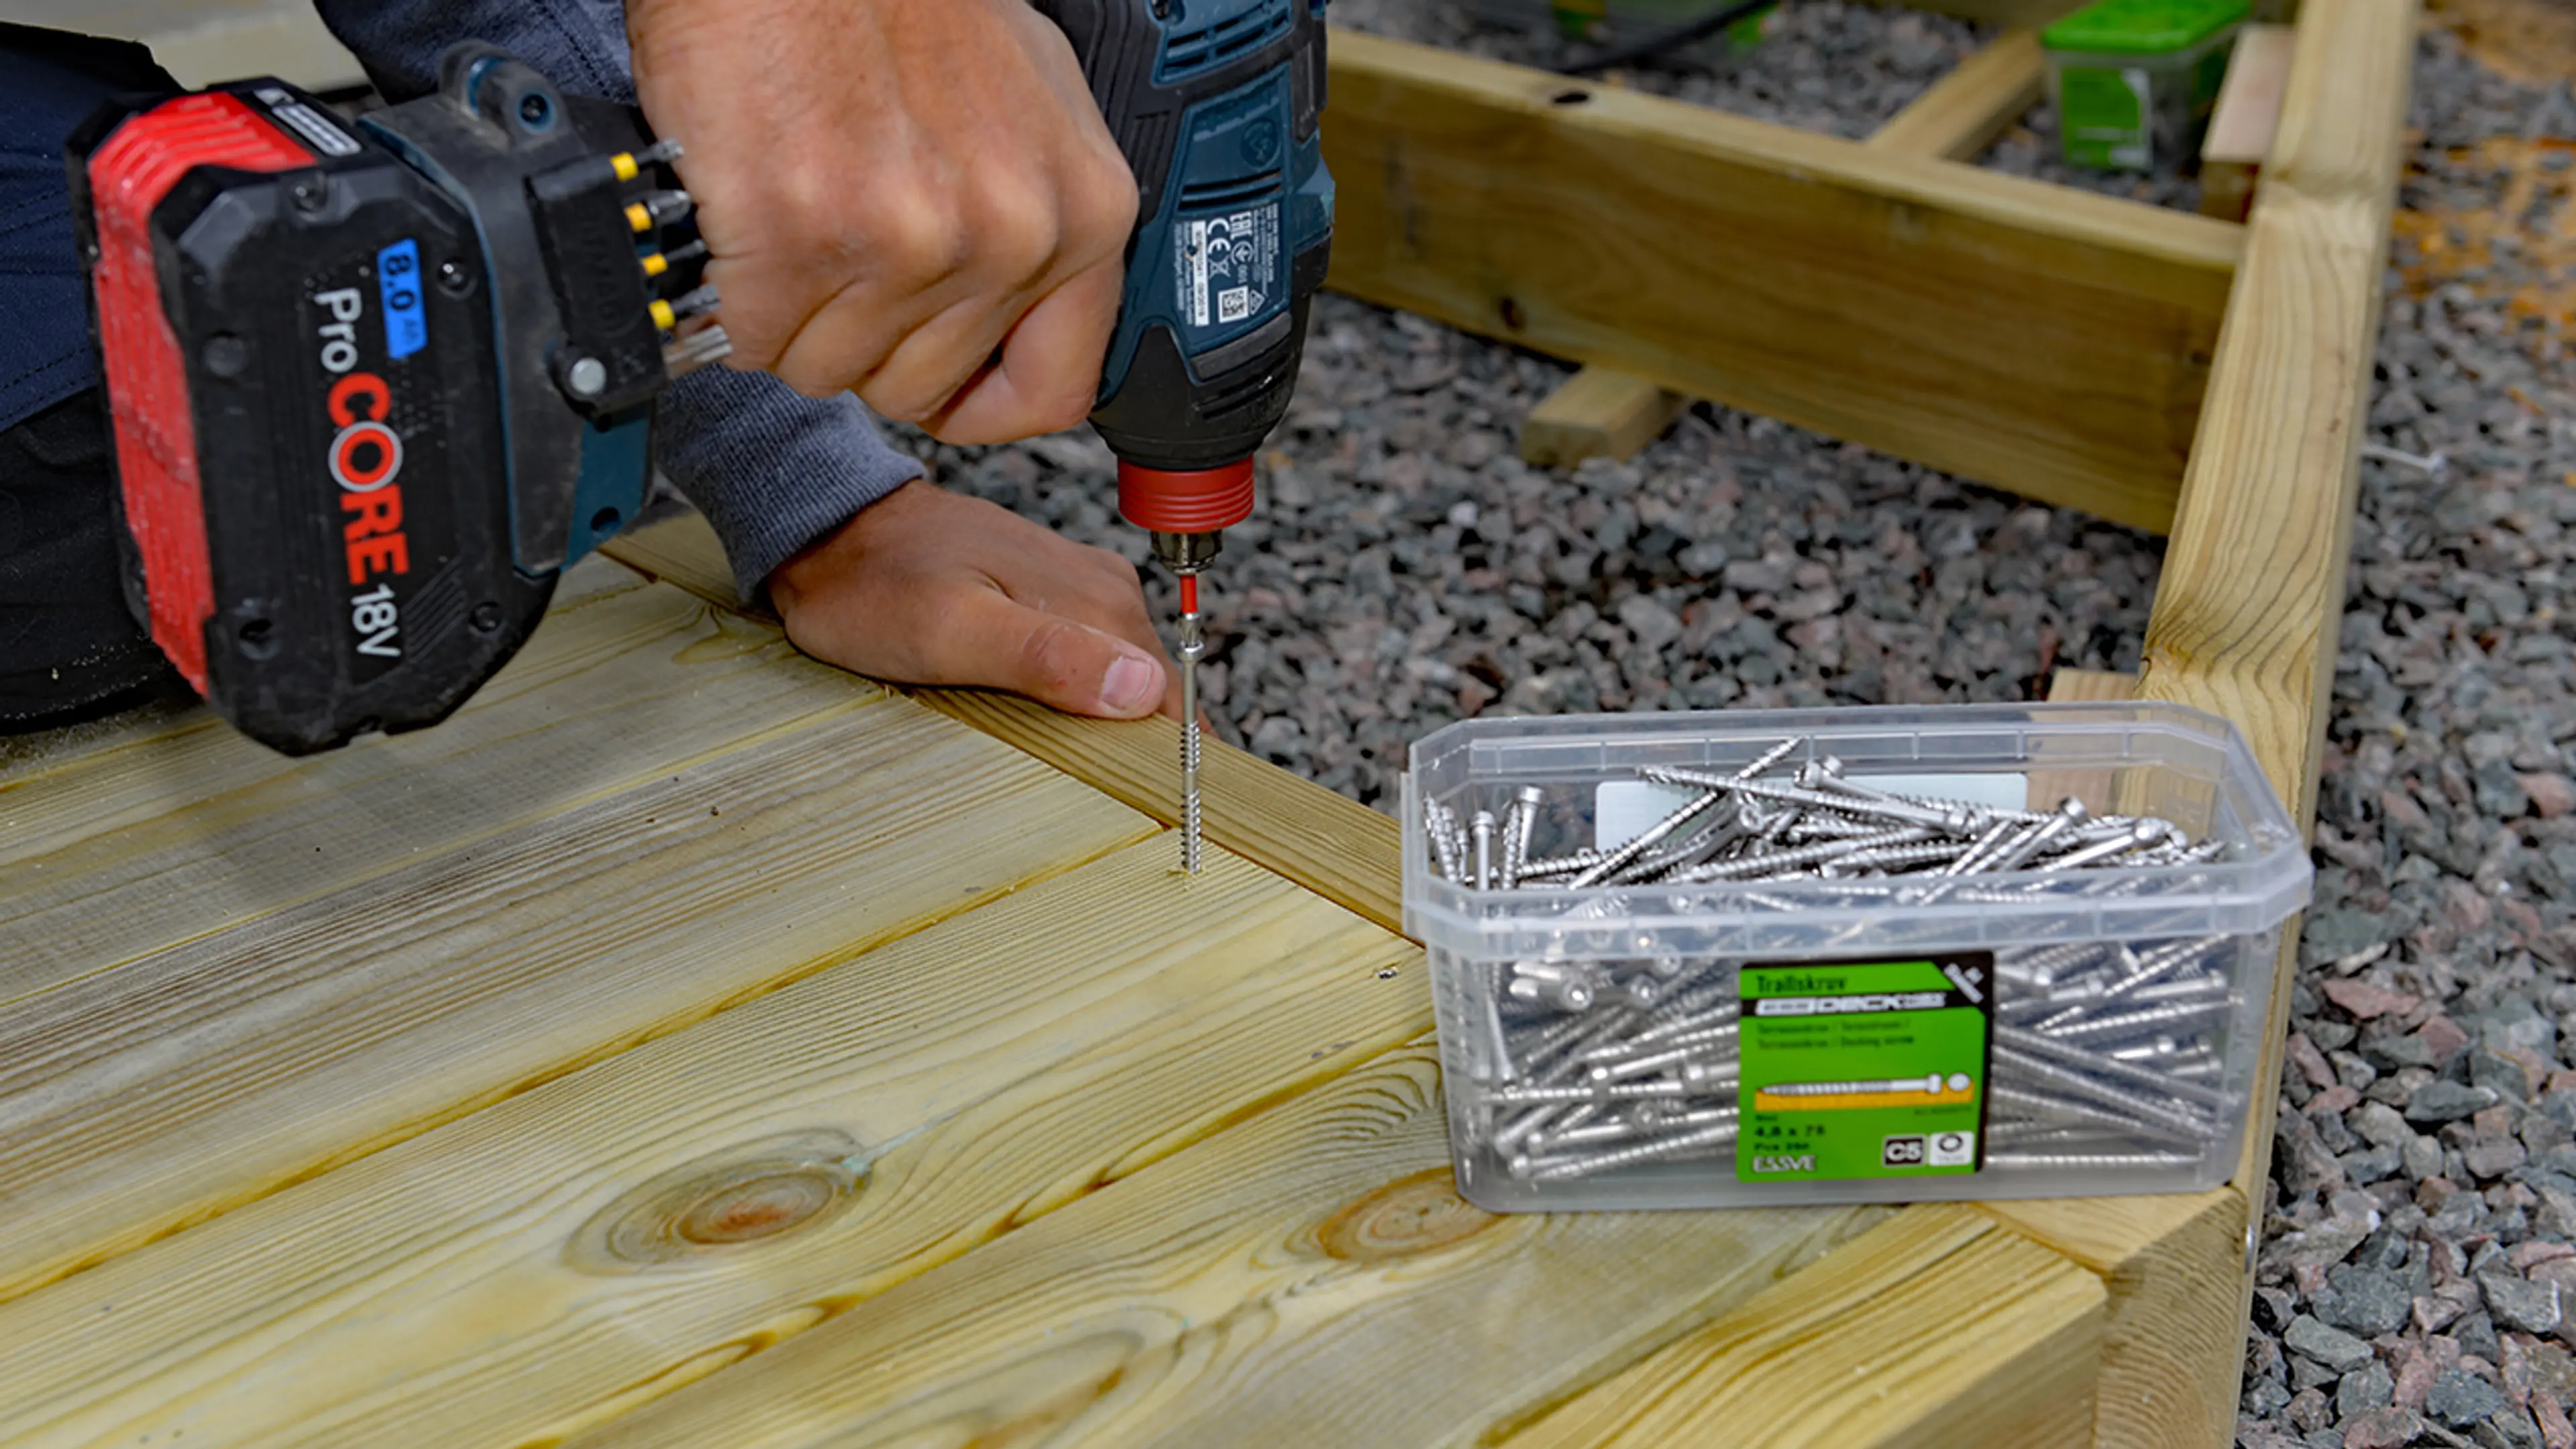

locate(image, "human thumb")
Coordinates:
977 597 1167 720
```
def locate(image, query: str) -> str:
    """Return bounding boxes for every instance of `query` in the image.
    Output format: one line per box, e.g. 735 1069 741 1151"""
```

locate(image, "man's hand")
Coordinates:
769 480 1185 721
627 0 1137 444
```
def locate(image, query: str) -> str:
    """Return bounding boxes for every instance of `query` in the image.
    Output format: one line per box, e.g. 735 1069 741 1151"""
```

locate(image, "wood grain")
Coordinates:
2047 667 2145 703
1866 29 2049 162
0 553 638 787
600 517 747 616
1979 1191 2253 1449
1518 365 1686 468
0 559 879 1009
1324 30 2243 534
2012 0 2419 1440
1499 1205 2105 1448
1506 29 2049 476
0 697 1154 1304
604 514 1407 936
0 844 1437 1448
563 1043 1889 1449
2199 24 2298 221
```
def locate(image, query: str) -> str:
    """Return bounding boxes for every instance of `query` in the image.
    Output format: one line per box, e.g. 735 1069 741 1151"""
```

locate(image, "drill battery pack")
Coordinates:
66 48 708 754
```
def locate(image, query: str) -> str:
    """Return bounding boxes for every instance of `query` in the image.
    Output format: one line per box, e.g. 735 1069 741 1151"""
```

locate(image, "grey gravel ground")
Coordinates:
907 10 2576 1447
1332 0 1986 138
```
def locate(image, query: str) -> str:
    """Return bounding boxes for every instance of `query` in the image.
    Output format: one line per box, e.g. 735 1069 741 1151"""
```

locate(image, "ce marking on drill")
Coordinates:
1175 204 1279 331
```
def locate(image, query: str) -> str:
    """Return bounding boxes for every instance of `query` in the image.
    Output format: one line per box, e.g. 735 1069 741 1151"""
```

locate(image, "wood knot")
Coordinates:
566 1130 867 1274
1318 1168 1492 1263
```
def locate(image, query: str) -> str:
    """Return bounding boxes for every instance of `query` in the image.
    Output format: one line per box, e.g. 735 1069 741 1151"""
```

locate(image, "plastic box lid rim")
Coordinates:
1401 700 2315 955
2043 0 2250 55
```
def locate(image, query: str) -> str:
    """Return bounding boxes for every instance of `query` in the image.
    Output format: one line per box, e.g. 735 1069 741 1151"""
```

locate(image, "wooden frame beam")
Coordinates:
1984 2 2418 1442
1868 28 2049 162
1324 30 2243 535
1515 28 2048 471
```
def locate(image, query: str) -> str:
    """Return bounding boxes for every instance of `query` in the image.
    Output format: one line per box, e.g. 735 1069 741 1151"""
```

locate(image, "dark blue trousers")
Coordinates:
0 23 184 727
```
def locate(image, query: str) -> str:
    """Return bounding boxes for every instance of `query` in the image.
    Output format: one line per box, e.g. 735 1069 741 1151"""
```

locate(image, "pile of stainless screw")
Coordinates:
1417 740 2255 1190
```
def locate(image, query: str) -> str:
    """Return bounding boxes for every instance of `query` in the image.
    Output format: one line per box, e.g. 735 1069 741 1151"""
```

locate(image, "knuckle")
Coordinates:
1017 617 1089 694
874 183 969 284
973 174 1063 276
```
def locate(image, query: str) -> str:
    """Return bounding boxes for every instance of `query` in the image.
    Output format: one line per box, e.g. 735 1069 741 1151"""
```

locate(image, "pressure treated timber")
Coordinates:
1990 0 2418 1444
2046 667 2146 703
0 559 881 1010
2199 23 2299 222
0 692 1155 1304
1497 1205 2106 1448
555 1044 1900 1449
1511 28 2050 472
602 514 1407 935
0 845 1430 1448
1866 28 2049 162
1323 30 2244 534
1517 365 1684 468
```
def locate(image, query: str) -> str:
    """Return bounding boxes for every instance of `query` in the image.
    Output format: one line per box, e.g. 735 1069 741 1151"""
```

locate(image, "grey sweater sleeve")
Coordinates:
311 0 924 600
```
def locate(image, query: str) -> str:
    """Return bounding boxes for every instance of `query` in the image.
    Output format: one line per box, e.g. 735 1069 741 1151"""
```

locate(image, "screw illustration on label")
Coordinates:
1737 954 1994 1182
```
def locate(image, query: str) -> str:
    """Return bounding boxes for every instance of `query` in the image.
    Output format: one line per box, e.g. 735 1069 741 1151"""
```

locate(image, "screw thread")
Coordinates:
1178 607 1203 874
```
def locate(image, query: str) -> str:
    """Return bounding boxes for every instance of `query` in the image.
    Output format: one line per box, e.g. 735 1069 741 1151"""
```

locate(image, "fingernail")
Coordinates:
1099 653 1159 714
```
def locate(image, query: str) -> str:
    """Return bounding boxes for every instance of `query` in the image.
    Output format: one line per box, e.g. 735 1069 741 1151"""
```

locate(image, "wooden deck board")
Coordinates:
600 517 1408 936
559 1044 1890 1449
0 690 1153 1304
0 559 879 1011
0 845 1427 1448
1499 1205 2106 1448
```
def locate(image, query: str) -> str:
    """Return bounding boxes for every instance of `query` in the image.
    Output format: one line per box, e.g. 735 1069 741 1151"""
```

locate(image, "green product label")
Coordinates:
1737 954 1995 1183
2059 65 2153 169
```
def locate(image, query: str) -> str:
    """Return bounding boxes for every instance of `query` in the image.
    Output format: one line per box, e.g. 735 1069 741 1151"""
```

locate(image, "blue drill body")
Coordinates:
1038 0 1335 482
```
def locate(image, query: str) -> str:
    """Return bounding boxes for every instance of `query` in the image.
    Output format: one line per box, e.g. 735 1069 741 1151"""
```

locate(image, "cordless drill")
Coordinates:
1038 0 1336 871
69 2 1332 799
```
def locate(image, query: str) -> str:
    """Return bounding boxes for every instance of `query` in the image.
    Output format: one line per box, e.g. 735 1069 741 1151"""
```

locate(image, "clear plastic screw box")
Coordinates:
1401 702 2314 1212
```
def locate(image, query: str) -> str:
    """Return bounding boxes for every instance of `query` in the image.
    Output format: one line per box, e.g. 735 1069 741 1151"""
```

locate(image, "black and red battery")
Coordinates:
64 46 720 754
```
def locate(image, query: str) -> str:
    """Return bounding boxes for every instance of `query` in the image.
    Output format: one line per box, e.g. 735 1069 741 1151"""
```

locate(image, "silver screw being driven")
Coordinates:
1176 576 1205 875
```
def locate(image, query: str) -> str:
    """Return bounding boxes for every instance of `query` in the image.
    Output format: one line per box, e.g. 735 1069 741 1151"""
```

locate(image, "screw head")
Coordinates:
437 258 474 296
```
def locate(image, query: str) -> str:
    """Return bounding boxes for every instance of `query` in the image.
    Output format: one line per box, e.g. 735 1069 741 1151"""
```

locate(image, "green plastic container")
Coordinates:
2041 0 2248 170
